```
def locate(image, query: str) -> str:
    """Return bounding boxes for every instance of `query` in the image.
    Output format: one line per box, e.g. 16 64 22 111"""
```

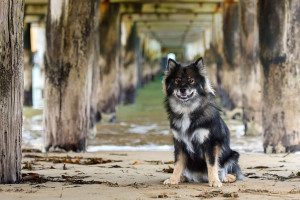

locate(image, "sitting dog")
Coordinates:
162 57 243 187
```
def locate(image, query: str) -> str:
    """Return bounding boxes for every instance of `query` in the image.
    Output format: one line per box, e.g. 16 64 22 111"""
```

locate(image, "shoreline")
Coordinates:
1 151 300 199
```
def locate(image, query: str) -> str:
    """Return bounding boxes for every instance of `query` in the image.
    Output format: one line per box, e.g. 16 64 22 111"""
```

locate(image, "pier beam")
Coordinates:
98 2 121 121
0 0 24 183
23 23 33 106
44 0 100 152
239 0 262 135
259 0 300 153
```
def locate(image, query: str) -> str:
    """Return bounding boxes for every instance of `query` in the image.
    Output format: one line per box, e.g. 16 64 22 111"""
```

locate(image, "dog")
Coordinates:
162 57 243 187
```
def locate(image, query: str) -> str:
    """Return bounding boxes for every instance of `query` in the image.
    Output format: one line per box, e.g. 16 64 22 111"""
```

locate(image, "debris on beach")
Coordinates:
109 165 122 168
22 149 42 153
63 164 67 170
157 193 168 198
132 161 141 165
162 166 174 173
22 161 35 170
109 153 128 156
195 190 223 198
128 182 148 189
247 165 270 169
23 154 119 165
245 170 300 181
22 173 46 183
145 160 164 165
239 188 270 194
145 160 174 165
105 181 119 187
289 188 300 194
223 192 239 198
165 161 174 164
22 173 103 185
59 176 103 185
195 190 239 198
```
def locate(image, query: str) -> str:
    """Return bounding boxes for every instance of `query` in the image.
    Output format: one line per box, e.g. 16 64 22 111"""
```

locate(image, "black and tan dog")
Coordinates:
162 57 243 187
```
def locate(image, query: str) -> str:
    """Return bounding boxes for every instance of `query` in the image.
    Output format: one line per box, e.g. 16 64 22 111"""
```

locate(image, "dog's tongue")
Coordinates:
181 94 187 98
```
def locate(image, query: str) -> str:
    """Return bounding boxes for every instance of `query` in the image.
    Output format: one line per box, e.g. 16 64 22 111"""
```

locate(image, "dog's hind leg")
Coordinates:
205 146 222 187
222 174 236 183
164 151 185 185
223 150 244 181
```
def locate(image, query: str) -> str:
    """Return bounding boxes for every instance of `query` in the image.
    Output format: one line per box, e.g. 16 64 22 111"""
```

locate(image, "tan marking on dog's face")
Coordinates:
163 151 185 185
206 146 222 187
173 67 197 83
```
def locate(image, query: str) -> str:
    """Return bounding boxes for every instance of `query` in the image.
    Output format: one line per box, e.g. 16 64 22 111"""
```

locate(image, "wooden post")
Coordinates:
24 23 33 106
259 0 300 153
90 4 101 128
239 0 262 135
203 26 218 88
141 35 152 85
140 35 161 85
44 0 99 152
0 0 24 183
98 2 121 121
211 12 225 107
218 1 242 110
120 22 139 105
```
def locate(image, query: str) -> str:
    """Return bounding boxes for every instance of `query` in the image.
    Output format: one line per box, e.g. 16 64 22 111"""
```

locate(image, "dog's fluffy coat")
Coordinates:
163 57 243 187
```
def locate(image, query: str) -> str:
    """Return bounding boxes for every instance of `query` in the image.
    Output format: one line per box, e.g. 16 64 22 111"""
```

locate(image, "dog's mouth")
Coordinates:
176 92 194 100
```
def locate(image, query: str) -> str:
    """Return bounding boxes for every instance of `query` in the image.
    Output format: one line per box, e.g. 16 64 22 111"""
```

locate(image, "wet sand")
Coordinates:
1 151 300 199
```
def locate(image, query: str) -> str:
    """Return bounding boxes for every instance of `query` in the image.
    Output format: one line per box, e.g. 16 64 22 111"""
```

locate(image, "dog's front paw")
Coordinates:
163 178 179 185
209 179 222 187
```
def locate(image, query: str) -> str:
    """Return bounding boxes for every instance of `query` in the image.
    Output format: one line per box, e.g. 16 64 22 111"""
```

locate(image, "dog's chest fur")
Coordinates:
170 100 209 153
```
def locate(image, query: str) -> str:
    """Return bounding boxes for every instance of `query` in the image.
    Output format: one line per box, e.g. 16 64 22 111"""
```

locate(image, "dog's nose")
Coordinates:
180 88 187 93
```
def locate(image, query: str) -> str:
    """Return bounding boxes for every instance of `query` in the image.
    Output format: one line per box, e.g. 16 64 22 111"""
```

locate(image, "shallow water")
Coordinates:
22 76 263 154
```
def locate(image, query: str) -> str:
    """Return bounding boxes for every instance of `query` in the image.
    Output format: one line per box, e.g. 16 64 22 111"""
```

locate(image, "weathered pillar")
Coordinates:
239 0 262 135
0 0 24 183
210 12 225 104
120 22 138 105
44 0 99 151
140 35 161 85
151 58 161 80
259 0 300 153
203 26 218 87
98 2 121 121
137 36 142 88
140 35 152 85
90 4 101 128
24 23 33 106
218 1 242 110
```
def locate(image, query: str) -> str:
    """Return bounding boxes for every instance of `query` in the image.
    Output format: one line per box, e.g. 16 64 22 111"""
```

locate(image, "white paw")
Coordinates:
163 178 179 185
222 174 236 183
209 179 222 187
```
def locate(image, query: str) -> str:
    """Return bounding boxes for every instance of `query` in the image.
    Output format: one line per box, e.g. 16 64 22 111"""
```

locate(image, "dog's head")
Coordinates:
162 57 215 103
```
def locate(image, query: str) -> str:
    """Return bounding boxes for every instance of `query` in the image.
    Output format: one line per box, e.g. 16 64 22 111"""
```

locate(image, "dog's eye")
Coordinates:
175 78 181 84
188 78 195 84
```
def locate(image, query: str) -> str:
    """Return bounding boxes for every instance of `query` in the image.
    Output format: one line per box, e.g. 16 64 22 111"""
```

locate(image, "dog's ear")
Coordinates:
167 58 178 72
162 58 178 94
194 57 215 96
194 57 206 76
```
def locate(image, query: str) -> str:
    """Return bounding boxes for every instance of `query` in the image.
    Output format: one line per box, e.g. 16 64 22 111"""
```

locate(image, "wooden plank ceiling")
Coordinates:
24 0 233 48
119 0 223 48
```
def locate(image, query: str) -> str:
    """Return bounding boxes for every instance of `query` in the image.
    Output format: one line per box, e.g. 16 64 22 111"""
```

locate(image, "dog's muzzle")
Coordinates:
176 88 194 100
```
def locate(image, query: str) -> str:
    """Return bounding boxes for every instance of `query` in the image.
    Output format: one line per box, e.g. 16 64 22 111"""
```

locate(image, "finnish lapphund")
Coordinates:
162 57 243 187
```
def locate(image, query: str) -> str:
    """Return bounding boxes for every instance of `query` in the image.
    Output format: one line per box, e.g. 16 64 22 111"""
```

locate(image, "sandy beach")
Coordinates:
0 151 300 199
